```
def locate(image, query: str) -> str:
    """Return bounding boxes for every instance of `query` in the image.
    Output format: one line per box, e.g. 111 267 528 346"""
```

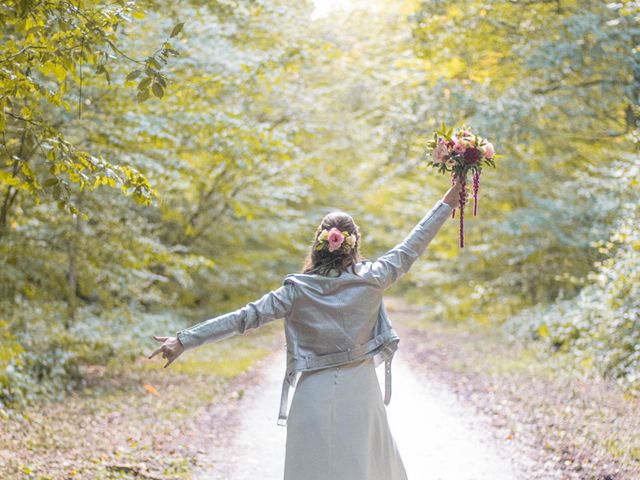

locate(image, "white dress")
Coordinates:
283 356 408 480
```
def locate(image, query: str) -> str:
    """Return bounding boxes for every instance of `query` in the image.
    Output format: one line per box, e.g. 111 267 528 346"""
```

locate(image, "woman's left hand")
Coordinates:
148 335 184 368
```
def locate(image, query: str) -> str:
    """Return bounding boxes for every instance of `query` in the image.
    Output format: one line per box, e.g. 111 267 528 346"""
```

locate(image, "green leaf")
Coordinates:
138 77 152 90
170 22 185 38
126 70 142 81
151 82 164 99
538 324 550 338
137 88 150 102
147 57 162 70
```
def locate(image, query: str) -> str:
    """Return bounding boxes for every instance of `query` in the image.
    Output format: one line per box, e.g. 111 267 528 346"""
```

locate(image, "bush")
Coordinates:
0 301 187 414
503 202 640 392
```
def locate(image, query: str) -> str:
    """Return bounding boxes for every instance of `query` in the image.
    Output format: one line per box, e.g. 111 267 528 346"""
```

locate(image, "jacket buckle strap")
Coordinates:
277 376 290 427
383 355 392 405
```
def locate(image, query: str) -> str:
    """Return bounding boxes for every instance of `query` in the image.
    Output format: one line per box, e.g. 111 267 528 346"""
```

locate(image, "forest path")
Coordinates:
192 335 525 480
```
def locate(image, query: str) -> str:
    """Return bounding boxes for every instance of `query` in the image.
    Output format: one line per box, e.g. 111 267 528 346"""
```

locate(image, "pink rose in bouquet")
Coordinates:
425 124 498 248
452 139 466 154
432 138 450 165
483 141 495 158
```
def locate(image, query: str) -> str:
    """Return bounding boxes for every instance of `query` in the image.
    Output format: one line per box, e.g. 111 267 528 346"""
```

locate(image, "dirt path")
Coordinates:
192 348 288 480
191 345 525 480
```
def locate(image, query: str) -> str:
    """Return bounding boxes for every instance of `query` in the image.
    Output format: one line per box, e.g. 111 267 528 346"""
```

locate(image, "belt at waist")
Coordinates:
276 348 396 427
290 328 399 374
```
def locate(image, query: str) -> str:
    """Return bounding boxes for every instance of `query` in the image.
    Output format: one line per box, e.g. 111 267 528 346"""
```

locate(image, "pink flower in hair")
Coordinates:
327 227 345 252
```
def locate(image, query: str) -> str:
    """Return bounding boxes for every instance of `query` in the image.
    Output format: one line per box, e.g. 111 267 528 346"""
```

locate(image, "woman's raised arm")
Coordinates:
367 181 460 290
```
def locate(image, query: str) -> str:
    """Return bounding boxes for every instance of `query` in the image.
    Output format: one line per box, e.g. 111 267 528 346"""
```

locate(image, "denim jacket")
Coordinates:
176 199 453 426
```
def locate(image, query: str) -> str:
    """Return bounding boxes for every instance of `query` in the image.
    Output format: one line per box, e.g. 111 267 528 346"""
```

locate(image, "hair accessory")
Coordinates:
316 227 356 253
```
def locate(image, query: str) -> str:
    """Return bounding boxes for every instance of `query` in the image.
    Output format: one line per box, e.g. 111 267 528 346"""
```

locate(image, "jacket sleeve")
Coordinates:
175 282 298 352
368 199 453 290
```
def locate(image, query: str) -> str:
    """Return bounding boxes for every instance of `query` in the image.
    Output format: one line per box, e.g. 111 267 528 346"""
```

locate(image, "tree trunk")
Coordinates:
65 193 84 327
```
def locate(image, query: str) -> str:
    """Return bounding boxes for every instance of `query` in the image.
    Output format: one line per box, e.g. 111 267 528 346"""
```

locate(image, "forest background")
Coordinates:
1 0 638 478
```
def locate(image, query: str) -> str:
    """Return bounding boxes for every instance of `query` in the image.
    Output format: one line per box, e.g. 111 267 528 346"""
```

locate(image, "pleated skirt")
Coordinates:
283 356 408 480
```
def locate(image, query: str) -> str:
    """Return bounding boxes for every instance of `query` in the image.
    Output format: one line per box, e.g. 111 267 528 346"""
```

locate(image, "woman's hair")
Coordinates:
301 211 364 277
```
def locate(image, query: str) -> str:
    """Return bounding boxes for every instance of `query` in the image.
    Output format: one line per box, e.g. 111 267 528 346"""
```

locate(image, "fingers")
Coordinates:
148 336 181 367
149 336 170 359
164 347 181 367
164 355 178 368
148 345 164 359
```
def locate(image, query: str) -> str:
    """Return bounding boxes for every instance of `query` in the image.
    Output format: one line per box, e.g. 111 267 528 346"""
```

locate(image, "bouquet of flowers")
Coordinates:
425 124 497 248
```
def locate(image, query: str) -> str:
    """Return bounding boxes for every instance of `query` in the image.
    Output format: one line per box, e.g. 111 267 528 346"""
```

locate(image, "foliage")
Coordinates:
0 0 324 410
504 161 640 391
0 296 188 411
0 0 184 220
388 0 639 320
1 0 639 413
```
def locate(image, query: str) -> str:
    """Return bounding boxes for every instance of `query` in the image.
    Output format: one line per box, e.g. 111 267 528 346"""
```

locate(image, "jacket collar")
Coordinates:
283 262 373 294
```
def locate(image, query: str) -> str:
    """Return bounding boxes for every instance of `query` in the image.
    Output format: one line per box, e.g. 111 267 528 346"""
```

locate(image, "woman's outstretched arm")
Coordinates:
368 180 461 290
148 282 298 367
176 283 298 350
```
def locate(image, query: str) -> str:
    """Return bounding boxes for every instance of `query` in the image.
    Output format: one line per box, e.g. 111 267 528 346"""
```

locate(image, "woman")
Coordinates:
149 180 461 479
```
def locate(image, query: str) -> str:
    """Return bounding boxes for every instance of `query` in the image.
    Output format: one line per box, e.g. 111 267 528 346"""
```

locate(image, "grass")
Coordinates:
136 332 273 379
